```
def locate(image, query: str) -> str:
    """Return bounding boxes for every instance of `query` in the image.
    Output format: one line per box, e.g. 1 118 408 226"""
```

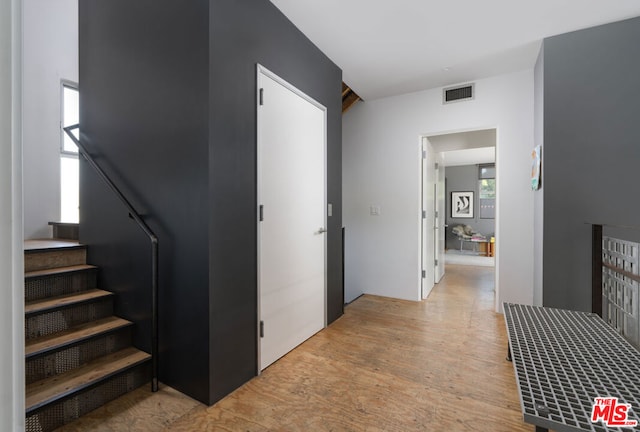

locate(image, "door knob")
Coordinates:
316 227 327 234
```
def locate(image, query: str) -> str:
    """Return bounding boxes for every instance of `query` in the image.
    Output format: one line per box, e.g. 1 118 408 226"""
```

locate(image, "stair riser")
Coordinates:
26 327 133 385
25 362 151 432
49 223 79 241
23 241 150 431
25 270 98 302
25 248 86 272
26 300 114 340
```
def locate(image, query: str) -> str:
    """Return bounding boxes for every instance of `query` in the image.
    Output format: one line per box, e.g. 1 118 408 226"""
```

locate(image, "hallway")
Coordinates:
59 265 529 431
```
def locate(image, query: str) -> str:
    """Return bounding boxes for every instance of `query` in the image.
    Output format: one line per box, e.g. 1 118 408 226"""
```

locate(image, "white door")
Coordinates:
257 66 326 371
421 138 435 299
434 153 445 283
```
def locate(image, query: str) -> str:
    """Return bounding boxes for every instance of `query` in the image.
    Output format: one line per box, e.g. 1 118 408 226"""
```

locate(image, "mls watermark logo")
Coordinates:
591 397 638 427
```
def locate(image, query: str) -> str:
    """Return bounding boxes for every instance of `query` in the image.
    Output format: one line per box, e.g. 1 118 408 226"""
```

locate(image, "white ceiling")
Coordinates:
428 129 495 167
428 129 495 153
269 0 640 100
441 147 495 167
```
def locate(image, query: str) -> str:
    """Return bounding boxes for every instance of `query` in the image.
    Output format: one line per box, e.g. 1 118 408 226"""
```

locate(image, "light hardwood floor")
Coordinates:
58 265 530 431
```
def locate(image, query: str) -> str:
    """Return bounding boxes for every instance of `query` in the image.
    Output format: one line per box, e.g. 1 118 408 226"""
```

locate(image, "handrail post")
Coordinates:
63 124 159 392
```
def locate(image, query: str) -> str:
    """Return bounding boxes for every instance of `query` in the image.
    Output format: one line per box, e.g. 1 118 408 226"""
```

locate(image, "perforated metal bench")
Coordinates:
504 303 640 432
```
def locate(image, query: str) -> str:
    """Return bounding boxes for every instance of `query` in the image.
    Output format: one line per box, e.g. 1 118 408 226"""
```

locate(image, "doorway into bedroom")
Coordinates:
445 162 495 267
420 128 496 298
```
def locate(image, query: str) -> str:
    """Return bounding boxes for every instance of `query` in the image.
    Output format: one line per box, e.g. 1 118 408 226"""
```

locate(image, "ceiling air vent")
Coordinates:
443 83 474 104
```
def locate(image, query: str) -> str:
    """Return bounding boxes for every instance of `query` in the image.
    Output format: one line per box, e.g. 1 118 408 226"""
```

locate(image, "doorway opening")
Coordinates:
420 128 497 299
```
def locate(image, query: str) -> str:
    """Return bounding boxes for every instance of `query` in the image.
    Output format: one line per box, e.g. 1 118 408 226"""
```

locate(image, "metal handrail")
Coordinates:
63 124 159 393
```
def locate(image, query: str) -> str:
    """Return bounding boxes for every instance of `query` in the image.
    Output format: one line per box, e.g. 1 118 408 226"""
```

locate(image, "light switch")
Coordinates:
370 206 381 216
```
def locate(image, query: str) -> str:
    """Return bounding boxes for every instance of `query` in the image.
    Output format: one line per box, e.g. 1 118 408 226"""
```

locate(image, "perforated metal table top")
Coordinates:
504 303 640 432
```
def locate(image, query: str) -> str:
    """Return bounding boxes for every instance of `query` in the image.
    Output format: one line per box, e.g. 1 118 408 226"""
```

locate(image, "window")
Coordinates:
478 164 495 219
60 81 79 223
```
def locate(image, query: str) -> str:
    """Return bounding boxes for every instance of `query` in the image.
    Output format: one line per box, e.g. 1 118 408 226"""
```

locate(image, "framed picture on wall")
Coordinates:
451 191 474 218
531 145 542 190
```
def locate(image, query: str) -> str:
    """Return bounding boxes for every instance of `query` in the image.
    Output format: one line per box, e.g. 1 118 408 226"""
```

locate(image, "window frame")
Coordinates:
478 163 495 219
60 79 80 223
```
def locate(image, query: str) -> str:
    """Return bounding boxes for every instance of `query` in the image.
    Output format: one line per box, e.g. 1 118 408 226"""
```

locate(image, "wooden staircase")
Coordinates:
24 239 151 432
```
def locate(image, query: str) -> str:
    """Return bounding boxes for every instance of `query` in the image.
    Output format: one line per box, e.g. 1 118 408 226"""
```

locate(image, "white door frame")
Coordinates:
419 126 499 303
420 137 435 299
256 64 327 373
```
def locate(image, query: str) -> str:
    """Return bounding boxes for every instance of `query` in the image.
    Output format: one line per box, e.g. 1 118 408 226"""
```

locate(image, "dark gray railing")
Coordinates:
63 124 159 393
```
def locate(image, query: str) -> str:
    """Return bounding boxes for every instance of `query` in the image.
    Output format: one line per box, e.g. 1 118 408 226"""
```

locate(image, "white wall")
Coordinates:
343 69 535 310
23 0 78 238
0 0 25 429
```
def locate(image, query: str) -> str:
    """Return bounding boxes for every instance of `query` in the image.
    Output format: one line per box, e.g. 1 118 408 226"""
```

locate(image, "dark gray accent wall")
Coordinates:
542 16 640 311
208 0 343 403
79 0 211 403
80 0 342 406
445 164 495 250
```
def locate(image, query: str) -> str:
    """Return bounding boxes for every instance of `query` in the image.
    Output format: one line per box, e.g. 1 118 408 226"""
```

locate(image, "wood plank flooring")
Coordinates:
26 347 150 414
24 239 82 251
25 264 97 279
57 264 529 431
25 316 132 358
25 289 112 315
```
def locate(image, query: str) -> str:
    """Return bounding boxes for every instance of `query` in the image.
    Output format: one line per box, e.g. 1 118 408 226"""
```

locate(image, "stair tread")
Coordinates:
26 316 133 358
48 222 80 227
24 239 84 252
25 289 113 315
26 347 150 414
25 264 98 279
